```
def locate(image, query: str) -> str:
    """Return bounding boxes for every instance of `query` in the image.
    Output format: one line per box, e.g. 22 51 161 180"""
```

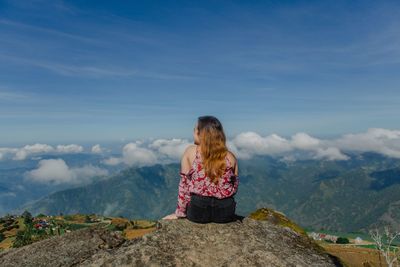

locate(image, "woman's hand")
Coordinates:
162 213 179 220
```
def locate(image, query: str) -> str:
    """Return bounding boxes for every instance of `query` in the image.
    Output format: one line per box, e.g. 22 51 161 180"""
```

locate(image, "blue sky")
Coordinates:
1 0 399 146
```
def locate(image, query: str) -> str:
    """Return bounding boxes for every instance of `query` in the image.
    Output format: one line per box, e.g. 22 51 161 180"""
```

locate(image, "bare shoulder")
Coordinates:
182 144 197 159
226 150 237 165
185 144 197 154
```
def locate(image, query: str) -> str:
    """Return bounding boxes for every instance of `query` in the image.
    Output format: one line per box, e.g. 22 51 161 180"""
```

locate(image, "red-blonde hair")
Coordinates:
197 115 228 184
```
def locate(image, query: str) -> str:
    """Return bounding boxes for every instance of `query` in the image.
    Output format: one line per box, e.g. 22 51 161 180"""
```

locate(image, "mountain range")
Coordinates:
13 151 400 233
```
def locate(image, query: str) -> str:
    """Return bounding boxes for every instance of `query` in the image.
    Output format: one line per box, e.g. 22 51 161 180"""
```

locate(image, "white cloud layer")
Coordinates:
327 128 400 158
230 132 292 159
102 128 400 165
25 158 108 185
91 144 103 154
148 138 191 160
230 131 350 161
0 147 19 160
55 144 84 153
103 138 191 167
3 128 400 165
228 128 400 161
0 143 87 160
103 141 158 167
14 144 54 160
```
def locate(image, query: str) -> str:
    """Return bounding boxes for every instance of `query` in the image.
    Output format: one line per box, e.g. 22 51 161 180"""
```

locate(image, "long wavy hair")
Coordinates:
197 115 228 184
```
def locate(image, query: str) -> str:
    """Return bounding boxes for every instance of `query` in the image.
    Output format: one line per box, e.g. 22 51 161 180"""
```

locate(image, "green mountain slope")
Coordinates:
15 152 400 233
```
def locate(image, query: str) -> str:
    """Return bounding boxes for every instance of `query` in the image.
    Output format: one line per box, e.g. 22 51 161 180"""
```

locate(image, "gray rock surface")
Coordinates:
0 225 125 267
0 215 344 267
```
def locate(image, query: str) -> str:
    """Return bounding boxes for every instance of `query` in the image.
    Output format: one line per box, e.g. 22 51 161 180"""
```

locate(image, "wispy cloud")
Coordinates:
4 0 79 14
0 0 399 144
0 19 103 45
0 89 29 101
0 54 197 80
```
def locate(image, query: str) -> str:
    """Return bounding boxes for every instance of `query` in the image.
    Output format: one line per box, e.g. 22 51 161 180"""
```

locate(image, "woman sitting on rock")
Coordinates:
163 115 239 223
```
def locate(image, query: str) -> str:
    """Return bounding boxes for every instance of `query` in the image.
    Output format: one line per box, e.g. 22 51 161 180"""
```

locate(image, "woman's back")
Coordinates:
186 144 238 177
183 145 239 197
175 144 239 219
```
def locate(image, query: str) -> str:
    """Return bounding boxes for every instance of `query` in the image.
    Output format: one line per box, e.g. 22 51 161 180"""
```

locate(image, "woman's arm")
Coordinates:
174 146 193 217
232 152 239 192
233 156 238 177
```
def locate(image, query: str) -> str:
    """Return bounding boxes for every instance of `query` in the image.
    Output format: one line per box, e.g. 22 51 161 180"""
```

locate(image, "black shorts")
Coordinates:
186 193 237 224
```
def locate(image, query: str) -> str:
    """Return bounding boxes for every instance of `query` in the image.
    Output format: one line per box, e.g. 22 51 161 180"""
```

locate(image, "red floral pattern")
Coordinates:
174 145 239 217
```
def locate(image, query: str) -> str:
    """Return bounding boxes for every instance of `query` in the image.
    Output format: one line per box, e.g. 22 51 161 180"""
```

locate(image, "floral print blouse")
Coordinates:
174 145 239 217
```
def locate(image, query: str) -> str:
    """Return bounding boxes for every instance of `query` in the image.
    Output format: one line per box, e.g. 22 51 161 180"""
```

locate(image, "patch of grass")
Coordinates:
66 223 88 231
249 207 307 236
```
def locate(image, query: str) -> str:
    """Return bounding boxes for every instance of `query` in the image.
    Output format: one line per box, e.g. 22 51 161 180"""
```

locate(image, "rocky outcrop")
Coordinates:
0 224 125 266
0 208 345 267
